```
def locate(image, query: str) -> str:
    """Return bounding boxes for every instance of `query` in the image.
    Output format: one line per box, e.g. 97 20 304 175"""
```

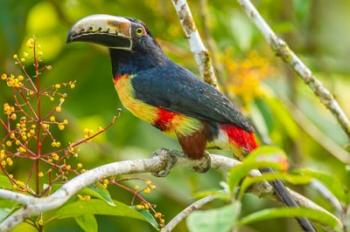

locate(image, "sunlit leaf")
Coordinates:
227 146 288 191
264 96 299 140
187 202 241 232
75 214 98 232
239 207 342 231
0 175 12 189
239 173 312 199
81 186 115 206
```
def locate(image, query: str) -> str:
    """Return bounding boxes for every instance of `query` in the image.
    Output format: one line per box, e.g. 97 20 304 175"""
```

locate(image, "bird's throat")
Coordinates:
109 48 167 77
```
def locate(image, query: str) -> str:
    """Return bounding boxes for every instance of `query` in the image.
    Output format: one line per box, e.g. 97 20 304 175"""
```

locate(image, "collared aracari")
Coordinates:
67 15 315 231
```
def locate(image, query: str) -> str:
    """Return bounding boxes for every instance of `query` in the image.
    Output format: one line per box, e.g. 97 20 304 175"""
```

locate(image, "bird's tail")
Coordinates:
259 168 316 232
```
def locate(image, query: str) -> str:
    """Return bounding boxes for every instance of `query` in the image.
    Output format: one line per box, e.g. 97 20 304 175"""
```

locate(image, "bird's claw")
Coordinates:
152 148 180 177
192 152 211 173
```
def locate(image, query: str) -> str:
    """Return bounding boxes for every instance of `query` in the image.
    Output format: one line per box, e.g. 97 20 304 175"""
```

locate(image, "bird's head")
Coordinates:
67 14 165 75
67 14 160 51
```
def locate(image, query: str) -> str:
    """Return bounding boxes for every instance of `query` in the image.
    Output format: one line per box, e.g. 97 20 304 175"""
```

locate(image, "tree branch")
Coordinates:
0 150 336 231
171 0 220 90
161 195 215 232
237 0 350 139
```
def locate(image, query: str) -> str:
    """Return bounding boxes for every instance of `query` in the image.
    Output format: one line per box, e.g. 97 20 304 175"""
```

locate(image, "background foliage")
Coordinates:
1 0 350 231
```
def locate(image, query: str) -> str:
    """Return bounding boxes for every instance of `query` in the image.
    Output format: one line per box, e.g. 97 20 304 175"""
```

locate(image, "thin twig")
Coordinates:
161 195 215 232
288 102 350 164
237 0 350 139
310 180 343 217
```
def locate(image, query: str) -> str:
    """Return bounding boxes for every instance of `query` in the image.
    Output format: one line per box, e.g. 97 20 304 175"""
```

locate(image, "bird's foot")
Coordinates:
152 148 181 177
192 152 211 173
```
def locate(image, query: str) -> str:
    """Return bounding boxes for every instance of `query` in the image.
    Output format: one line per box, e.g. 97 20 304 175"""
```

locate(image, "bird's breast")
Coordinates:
114 74 158 123
113 74 203 136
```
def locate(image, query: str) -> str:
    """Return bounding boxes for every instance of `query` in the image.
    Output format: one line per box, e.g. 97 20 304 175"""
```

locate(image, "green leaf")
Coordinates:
296 169 348 203
239 173 312 199
132 208 159 230
227 145 288 191
227 160 285 192
263 96 299 140
187 202 241 232
239 207 342 231
81 186 115 206
75 214 98 232
44 199 157 229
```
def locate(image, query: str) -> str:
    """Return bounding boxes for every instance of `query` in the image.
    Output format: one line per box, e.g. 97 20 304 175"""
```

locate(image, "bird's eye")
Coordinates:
135 27 144 37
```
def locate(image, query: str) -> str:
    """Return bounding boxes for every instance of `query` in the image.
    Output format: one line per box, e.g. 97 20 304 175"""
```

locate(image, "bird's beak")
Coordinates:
67 14 132 50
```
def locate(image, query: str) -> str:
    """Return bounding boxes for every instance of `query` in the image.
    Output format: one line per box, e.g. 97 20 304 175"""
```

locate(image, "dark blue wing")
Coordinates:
131 61 253 132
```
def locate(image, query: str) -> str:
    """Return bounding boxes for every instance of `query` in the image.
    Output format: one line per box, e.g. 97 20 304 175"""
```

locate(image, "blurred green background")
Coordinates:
1 0 350 231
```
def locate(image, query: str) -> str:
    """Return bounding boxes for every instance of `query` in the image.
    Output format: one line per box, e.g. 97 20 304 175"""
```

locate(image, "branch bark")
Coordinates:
161 195 215 232
237 0 350 140
0 150 336 231
171 0 220 90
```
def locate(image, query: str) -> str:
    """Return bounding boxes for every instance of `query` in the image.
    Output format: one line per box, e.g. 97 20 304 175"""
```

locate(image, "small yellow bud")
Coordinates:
6 141 12 147
10 113 17 120
143 187 151 193
18 147 26 153
38 172 44 177
77 163 83 169
6 157 13 166
54 84 61 89
1 74 7 80
155 212 162 218
13 54 18 59
26 38 34 48
136 204 145 209
103 179 109 185
55 106 61 112
42 123 49 130
37 218 44 226
49 116 56 122
51 153 59 160
58 124 65 130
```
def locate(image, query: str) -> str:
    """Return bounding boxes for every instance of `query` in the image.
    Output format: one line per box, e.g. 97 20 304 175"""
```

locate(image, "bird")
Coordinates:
67 14 315 231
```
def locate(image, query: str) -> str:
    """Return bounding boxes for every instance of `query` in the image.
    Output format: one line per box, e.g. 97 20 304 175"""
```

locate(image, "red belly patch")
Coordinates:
154 108 177 131
221 124 257 153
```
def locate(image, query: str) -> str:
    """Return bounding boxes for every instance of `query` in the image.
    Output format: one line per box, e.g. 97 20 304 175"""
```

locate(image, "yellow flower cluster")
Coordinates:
0 150 13 168
143 179 156 193
77 194 91 201
223 51 274 105
1 74 24 88
3 103 15 116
